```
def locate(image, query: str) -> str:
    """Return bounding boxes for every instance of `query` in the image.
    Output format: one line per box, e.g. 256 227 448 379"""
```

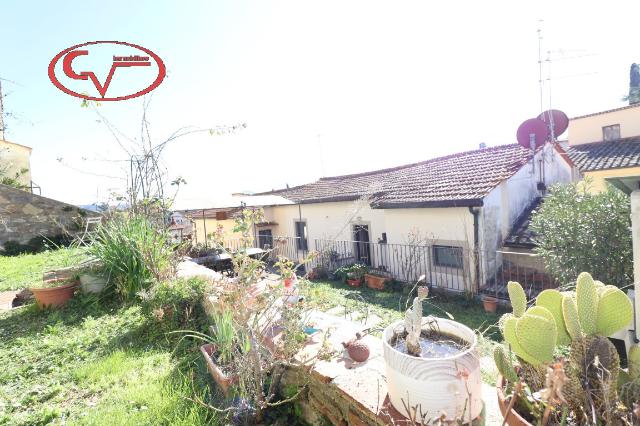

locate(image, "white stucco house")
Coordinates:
180 142 574 293
262 143 573 291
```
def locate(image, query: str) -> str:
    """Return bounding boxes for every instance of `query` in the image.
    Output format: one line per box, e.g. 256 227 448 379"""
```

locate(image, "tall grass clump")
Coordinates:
90 215 176 301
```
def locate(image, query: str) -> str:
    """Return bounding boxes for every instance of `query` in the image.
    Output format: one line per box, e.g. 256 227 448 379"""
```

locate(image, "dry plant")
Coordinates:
185 208 329 423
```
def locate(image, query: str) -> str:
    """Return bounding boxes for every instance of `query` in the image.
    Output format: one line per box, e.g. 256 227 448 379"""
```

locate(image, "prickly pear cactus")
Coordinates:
576 272 599 335
565 335 620 418
493 345 518 383
536 289 571 346
562 294 582 341
507 281 527 318
619 346 640 409
629 346 640 380
502 307 557 366
595 286 633 337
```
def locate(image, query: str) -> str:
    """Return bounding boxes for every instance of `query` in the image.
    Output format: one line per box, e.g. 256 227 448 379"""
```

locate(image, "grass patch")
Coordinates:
303 280 505 340
0 247 88 292
0 296 217 425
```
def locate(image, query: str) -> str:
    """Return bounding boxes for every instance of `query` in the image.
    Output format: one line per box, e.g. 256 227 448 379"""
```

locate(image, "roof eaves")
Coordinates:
373 198 484 209
570 103 640 120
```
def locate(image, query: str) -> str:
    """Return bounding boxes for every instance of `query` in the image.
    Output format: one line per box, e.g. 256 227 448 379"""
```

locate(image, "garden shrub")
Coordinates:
141 277 209 327
530 181 632 288
89 215 176 301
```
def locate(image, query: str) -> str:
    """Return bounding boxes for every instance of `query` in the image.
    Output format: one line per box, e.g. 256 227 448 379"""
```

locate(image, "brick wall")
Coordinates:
0 184 96 249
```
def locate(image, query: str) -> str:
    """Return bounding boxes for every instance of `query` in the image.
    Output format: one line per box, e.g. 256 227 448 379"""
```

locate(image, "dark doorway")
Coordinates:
353 225 371 266
258 229 273 249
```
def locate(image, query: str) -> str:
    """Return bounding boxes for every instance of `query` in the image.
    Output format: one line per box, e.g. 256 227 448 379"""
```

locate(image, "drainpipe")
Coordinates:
298 203 306 256
468 206 480 293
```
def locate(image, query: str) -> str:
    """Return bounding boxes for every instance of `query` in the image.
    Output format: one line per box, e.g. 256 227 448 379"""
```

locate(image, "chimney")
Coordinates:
629 63 640 105
479 142 487 149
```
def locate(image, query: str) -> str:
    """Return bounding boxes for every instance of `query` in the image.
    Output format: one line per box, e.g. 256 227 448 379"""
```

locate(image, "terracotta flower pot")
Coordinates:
496 375 532 426
483 296 498 313
364 273 388 290
200 343 236 396
283 278 294 289
346 278 362 287
31 278 78 309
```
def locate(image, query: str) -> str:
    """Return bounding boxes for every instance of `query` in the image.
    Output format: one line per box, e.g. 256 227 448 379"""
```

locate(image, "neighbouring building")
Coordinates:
565 103 640 192
176 143 575 294
176 195 294 246
238 142 572 294
0 139 32 190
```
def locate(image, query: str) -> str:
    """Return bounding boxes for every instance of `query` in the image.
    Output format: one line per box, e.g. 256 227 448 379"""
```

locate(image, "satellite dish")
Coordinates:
537 109 569 140
516 118 547 150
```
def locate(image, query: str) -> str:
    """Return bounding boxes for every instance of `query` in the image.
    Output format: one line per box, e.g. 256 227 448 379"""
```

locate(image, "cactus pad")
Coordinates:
503 316 539 366
515 312 557 365
536 289 571 345
576 272 598 335
507 281 527 318
493 345 518 383
595 286 633 337
629 346 640 380
562 295 582 340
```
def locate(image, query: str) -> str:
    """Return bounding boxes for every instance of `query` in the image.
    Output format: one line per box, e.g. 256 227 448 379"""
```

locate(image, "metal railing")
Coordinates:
204 234 558 299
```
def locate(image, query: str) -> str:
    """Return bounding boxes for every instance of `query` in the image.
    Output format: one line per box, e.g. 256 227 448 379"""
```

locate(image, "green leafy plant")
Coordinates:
89 215 176 301
141 277 208 327
530 181 632 288
209 308 242 365
274 256 296 279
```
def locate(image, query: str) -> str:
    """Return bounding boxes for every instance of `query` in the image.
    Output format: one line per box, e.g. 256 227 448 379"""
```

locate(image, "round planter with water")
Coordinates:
382 318 482 423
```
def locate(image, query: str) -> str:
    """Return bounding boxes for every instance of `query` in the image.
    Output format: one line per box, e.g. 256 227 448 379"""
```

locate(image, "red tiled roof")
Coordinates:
566 137 640 172
262 144 534 208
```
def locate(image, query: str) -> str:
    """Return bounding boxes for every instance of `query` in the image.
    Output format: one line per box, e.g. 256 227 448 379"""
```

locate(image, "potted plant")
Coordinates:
31 274 80 309
199 309 243 396
482 295 498 313
345 264 367 287
364 269 390 290
382 284 482 423
275 256 296 288
494 274 636 425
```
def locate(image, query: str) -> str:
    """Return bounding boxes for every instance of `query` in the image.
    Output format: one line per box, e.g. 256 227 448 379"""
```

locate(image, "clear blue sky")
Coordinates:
1 1 638 207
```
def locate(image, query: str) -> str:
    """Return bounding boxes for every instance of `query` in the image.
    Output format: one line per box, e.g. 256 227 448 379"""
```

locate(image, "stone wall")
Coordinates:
0 184 96 250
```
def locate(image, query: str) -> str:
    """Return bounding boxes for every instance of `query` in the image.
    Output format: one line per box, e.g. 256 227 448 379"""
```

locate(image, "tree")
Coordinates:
530 181 633 288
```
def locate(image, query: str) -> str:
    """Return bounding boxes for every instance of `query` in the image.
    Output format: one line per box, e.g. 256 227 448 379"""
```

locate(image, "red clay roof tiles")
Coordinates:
263 144 534 207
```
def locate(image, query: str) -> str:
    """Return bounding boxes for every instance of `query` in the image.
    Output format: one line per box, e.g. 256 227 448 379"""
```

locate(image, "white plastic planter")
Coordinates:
382 318 482 423
80 274 107 294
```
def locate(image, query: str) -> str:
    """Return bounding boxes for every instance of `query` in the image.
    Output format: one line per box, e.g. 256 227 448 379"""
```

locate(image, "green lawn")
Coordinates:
0 297 217 426
303 280 505 341
0 248 88 292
